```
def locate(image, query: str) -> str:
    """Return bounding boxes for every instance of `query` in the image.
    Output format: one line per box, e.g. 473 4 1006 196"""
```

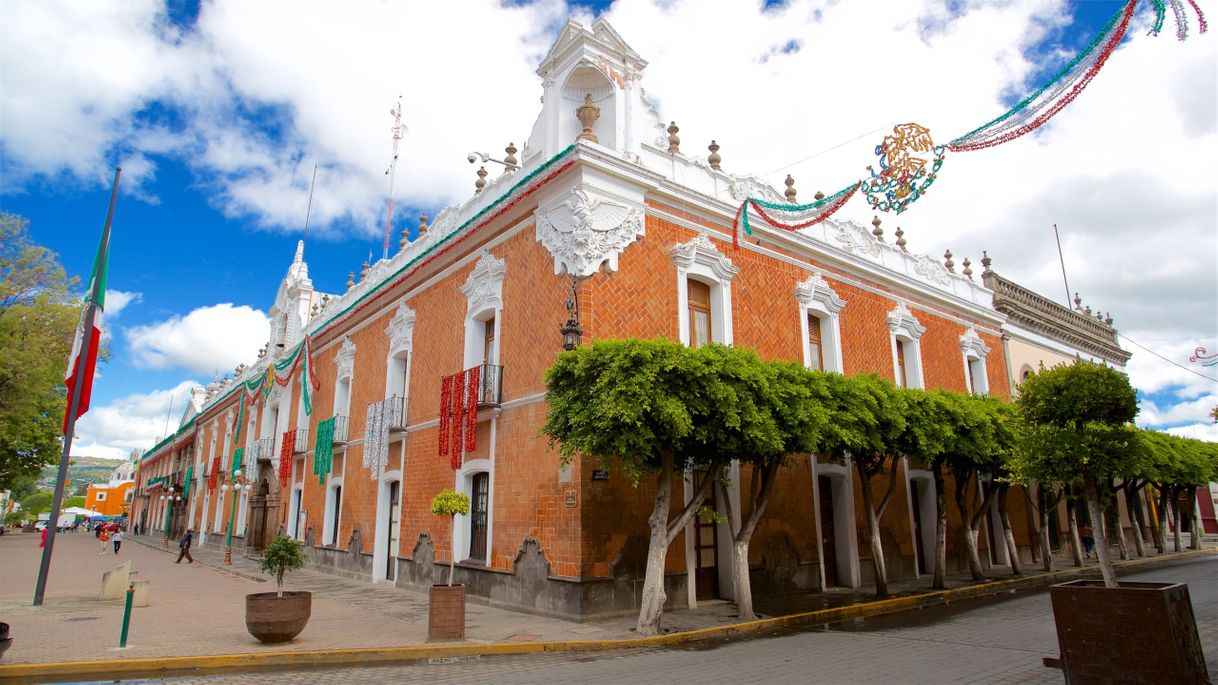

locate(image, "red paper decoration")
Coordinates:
438 374 452 456
450 370 466 469
279 430 295 487
465 365 480 452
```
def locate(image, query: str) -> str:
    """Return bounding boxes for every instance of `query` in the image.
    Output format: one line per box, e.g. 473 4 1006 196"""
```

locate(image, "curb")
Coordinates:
3 547 1213 682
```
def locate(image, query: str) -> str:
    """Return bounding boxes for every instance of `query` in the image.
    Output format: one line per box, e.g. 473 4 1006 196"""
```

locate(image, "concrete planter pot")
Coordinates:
0 621 12 660
428 584 466 641
1049 580 1208 684
245 591 312 644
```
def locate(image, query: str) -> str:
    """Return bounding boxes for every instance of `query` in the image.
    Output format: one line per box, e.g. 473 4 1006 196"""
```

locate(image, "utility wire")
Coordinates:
761 126 884 178
1117 333 1218 383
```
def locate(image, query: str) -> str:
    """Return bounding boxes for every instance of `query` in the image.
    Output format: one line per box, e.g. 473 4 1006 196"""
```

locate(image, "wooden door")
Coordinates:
818 476 838 587
694 491 719 600
469 473 489 562
386 481 400 581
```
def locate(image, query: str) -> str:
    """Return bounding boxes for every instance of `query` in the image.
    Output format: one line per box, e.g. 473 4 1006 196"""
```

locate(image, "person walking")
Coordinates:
111 528 123 554
1079 523 1095 559
98 524 112 555
175 528 194 564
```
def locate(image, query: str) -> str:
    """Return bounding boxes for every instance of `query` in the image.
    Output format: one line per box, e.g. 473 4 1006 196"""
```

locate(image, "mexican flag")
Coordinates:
62 227 110 435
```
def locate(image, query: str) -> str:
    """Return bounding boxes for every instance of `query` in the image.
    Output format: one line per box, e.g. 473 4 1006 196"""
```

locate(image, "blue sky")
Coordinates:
1 0 1214 458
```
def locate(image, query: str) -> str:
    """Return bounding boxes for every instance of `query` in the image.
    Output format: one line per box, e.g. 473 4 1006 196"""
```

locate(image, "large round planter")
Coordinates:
245 591 312 644
0 621 12 661
428 584 466 641
1050 580 1208 684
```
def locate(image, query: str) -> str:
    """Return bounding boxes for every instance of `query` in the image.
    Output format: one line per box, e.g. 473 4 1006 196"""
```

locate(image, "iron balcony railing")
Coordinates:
292 427 308 453
476 363 503 408
252 438 275 462
331 415 349 444
383 395 407 431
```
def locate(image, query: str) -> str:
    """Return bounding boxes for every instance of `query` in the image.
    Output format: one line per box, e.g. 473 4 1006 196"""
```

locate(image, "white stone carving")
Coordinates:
334 336 356 380
794 272 847 314
829 219 882 258
728 175 784 204
535 186 646 277
385 301 418 355
913 254 953 286
670 234 740 282
461 251 507 314
886 302 926 339
959 326 991 358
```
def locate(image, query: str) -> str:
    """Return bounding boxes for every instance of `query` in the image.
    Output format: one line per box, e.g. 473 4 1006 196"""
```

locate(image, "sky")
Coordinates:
1 0 1215 461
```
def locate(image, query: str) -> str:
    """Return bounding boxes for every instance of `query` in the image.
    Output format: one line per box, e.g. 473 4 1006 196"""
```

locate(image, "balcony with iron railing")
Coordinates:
252 438 275 462
292 427 308 453
476 363 503 408
331 415 349 445
383 395 407 431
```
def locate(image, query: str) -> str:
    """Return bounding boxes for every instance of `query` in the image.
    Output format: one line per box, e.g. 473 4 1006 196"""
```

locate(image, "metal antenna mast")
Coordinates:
382 97 406 260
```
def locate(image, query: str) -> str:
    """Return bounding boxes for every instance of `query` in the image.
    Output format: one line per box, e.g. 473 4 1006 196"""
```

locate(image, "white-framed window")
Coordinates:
384 300 417 402
459 252 506 369
323 481 343 546
795 272 846 372
959 327 992 395
333 336 355 419
96 492 107 501
887 303 926 389
671 234 739 347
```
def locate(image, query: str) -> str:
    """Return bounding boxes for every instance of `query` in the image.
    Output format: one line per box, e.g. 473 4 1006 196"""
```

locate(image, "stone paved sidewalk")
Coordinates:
1 528 1210 667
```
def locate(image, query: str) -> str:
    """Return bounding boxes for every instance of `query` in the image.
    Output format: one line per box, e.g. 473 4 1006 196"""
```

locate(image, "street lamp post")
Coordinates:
560 275 583 351
163 484 182 547
222 469 249 565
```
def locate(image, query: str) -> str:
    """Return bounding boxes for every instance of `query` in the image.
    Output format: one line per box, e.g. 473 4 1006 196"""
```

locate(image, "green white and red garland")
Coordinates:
733 0 1205 244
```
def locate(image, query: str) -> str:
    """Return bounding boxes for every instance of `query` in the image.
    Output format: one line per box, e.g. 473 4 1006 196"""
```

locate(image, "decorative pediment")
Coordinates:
385 301 417 355
671 234 740 282
460 251 507 314
959 327 991 358
795 272 847 314
535 187 645 277
334 336 356 380
828 219 882 258
887 302 926 340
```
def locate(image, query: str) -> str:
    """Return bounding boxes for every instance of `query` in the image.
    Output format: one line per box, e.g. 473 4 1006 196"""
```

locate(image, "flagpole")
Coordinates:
33 167 121 607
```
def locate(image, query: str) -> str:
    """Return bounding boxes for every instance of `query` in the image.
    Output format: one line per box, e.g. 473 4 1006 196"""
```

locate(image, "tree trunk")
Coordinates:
954 477 984 580
1066 497 1085 567
860 474 888 597
931 465 947 590
1189 486 1202 550
1172 492 1183 553
720 459 780 620
1155 487 1170 554
636 455 674 635
1084 473 1118 588
1104 496 1129 561
1039 497 1056 572
1124 486 1146 558
997 486 1022 576
277 570 285 598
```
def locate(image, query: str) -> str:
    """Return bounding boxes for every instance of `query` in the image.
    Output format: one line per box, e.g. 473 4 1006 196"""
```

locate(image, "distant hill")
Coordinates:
38 457 130 496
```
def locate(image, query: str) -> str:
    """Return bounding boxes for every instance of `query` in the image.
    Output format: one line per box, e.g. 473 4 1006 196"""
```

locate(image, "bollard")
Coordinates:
119 582 134 648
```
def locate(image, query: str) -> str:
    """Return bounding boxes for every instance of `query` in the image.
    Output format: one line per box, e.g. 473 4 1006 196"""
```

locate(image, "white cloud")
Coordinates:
126 303 269 375
72 379 200 459
105 289 142 317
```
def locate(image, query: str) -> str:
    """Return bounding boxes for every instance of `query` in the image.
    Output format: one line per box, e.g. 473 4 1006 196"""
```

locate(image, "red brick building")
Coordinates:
131 19 1047 619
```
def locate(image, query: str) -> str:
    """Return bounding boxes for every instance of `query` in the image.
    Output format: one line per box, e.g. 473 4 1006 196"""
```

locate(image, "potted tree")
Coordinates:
245 534 310 643
429 488 470 641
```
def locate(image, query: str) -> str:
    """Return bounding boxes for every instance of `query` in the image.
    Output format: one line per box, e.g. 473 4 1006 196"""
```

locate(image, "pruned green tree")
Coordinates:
1013 360 1139 588
896 388 955 589
542 338 740 635
0 213 80 491
709 355 829 619
820 373 907 597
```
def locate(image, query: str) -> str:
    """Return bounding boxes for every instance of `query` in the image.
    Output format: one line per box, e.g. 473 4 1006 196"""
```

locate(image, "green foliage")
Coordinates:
258 535 307 594
1011 360 1140 484
819 373 907 476
430 488 470 517
0 213 80 491
1139 429 1218 488
20 491 52 514
64 496 85 509
3 512 22 526
696 505 727 525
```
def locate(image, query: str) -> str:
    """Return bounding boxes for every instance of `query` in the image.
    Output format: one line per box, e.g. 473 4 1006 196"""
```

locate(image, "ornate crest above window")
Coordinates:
334 336 356 381
959 326 991 359
886 302 926 340
460 252 507 314
794 272 846 315
385 301 417 356
535 186 645 277
670 234 740 283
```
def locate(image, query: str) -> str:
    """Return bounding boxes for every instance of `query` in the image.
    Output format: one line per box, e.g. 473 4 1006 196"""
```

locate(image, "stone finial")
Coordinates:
894 226 907 252
784 175 797 203
944 249 955 272
1073 292 1082 310
1105 313 1113 325
981 250 992 274
504 142 518 168
360 260 370 282
814 191 825 201
235 363 246 376
399 224 410 250
667 121 681 153
258 344 267 359
576 94 600 143
311 302 319 318
707 140 721 170
347 271 355 290
1085 305 1092 316
474 166 488 193
871 216 883 241
962 257 973 280
418 212 429 238
322 294 330 307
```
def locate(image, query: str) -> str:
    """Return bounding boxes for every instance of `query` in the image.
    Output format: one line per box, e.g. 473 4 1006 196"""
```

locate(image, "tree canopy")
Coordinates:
0 213 79 491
